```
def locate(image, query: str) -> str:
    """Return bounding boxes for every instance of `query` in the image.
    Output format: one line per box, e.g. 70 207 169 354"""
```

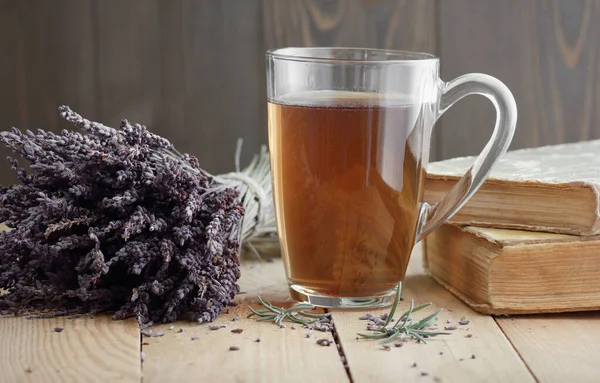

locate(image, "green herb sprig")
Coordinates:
248 296 331 326
357 285 449 344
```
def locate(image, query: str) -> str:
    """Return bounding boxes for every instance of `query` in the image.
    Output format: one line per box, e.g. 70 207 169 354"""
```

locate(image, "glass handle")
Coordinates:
418 73 517 238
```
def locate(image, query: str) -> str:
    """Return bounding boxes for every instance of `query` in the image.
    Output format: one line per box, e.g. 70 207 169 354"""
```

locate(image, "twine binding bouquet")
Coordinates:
0 106 276 326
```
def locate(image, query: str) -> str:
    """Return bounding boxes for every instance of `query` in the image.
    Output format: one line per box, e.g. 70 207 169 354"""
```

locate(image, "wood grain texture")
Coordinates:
0 316 140 383
261 0 436 51
331 245 535 383
0 0 96 184
177 0 268 174
94 0 161 134
497 313 600 382
437 0 600 160
142 260 348 383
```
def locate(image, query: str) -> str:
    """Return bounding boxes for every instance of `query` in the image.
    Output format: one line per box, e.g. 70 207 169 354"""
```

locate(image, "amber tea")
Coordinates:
266 47 517 308
268 91 429 300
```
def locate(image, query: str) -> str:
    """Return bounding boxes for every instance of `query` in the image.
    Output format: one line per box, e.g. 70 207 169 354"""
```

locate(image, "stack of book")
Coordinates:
422 140 600 315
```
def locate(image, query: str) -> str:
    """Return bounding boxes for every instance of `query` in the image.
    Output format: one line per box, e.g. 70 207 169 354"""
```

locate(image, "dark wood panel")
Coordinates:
437 0 600 160
178 0 268 174
0 4 20 185
94 0 161 134
262 0 436 51
0 1 95 185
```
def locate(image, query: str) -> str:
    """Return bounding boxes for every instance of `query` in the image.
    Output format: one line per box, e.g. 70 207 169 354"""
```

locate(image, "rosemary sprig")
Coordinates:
247 296 330 326
357 284 450 344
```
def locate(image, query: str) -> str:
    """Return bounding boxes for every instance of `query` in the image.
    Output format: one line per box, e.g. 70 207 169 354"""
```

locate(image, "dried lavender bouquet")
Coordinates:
0 106 276 326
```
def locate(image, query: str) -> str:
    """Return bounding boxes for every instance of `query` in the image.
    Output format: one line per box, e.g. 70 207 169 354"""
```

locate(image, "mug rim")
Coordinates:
266 47 438 65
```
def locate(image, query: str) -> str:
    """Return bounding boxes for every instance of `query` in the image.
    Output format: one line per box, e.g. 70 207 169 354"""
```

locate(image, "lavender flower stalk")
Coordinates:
0 106 274 325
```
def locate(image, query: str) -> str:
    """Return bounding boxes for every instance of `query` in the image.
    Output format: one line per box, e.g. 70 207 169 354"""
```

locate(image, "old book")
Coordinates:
422 223 600 315
424 139 600 235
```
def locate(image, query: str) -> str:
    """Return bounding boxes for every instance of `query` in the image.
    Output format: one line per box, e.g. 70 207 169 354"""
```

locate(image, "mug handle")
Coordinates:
418 73 517 239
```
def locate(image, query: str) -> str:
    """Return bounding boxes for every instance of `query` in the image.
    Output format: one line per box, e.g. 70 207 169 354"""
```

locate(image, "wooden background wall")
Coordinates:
0 0 598 184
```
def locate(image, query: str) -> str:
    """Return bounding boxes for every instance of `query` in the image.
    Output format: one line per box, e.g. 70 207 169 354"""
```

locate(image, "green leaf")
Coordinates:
298 311 331 318
412 308 443 329
357 332 388 339
380 330 402 344
383 283 401 327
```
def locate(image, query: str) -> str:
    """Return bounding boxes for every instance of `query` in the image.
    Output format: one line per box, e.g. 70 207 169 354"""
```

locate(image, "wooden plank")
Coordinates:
0 0 96 185
261 0 436 52
94 0 161 132
0 316 140 383
331 245 535 383
179 0 267 174
438 0 600 160
142 259 349 383
496 313 600 382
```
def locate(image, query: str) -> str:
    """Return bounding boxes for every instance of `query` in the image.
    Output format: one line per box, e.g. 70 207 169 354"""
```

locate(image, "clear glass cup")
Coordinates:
266 47 516 308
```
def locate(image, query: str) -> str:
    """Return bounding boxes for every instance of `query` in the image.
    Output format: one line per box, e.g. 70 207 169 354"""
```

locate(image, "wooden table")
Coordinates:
1 245 599 383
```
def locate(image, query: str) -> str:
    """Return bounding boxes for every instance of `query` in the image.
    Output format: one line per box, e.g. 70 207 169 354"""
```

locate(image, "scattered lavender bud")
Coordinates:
316 339 331 347
208 325 220 331
471 354 476 359
379 313 389 320
219 324 227 329
458 319 470 326
421 371 429 376
232 316 239 321
229 346 240 351
394 342 404 348
306 330 312 338
191 336 199 341
465 334 473 338
372 317 386 326
265 258 274 263
291 324 296 330
177 328 184 333
358 313 373 320
412 362 417 368
231 328 243 334
444 326 458 331
54 327 64 333
255 338 261 343
279 324 285 329
446 319 452 324
152 332 165 337
141 330 153 337
439 351 444 355
320 317 330 323
168 325 174 331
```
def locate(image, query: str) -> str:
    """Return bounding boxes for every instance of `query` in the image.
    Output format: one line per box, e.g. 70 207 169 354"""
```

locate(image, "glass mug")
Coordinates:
266 47 516 308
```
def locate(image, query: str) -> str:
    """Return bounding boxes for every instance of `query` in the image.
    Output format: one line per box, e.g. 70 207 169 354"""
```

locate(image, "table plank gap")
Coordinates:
0 315 140 383
496 312 600 382
492 317 541 383
141 259 349 383
331 246 536 383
